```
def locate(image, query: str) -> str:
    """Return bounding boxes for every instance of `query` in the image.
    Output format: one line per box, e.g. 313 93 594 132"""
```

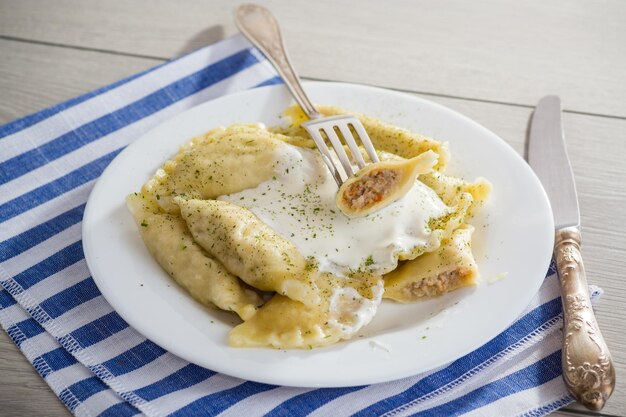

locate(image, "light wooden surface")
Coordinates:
0 1 624 416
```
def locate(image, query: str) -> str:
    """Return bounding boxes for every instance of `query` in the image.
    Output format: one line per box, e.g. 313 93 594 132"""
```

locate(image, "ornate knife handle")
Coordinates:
555 227 615 410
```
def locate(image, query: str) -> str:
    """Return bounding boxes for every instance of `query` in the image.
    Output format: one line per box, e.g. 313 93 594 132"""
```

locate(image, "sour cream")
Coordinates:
329 282 384 336
219 143 448 276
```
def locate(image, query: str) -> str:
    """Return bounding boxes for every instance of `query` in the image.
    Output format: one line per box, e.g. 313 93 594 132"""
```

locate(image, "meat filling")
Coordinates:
405 268 467 299
342 169 400 210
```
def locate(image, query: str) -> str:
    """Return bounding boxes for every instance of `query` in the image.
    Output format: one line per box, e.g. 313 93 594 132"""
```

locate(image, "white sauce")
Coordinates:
219 143 448 276
328 282 384 336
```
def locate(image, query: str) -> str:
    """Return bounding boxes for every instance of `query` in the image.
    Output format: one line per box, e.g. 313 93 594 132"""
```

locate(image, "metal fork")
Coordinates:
234 4 379 186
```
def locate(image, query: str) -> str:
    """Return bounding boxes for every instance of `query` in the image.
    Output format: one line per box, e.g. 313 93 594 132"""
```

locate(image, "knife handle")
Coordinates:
555 227 615 410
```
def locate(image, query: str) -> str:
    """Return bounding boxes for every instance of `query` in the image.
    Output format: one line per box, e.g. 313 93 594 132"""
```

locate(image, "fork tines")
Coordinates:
302 115 379 186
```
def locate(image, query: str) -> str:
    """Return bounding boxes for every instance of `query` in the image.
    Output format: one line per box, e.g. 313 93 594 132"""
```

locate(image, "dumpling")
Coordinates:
420 170 491 241
142 124 292 213
126 193 262 320
419 171 491 217
336 150 438 217
175 198 320 306
384 226 478 302
229 273 383 349
271 105 450 170
126 106 490 350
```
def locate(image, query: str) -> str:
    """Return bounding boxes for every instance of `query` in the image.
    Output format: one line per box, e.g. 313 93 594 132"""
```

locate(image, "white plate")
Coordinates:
83 82 554 387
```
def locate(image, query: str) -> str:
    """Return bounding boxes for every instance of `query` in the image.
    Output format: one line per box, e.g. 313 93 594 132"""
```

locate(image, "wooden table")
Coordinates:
0 1 624 416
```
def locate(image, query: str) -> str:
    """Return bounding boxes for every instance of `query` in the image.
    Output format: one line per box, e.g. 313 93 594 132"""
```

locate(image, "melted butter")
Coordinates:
487 272 508 284
369 339 392 353
219 143 448 276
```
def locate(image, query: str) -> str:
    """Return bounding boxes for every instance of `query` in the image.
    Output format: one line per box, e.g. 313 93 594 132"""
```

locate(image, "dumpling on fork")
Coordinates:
336 150 438 217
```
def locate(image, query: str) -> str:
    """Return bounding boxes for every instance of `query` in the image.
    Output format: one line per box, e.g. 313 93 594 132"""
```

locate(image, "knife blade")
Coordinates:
528 96 579 229
528 96 615 410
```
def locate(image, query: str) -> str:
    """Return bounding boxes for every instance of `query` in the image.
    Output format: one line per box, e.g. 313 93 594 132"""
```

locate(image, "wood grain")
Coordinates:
0 2 625 415
0 39 160 123
0 0 625 118
0 330 69 417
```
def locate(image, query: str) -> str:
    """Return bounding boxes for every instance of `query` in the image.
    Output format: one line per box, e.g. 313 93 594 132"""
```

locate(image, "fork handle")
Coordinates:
234 4 321 119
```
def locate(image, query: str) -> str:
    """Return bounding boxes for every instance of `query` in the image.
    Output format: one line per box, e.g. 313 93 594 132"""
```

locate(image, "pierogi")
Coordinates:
127 106 491 349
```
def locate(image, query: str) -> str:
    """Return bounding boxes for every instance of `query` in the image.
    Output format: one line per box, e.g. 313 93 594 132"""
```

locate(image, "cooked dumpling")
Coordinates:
384 226 478 302
126 193 262 320
229 295 346 348
127 107 490 350
336 150 438 217
271 105 450 170
229 274 383 349
142 125 291 213
175 198 320 306
420 171 491 217
421 170 491 241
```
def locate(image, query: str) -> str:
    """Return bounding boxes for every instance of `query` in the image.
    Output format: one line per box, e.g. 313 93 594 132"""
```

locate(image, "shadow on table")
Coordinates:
177 25 226 55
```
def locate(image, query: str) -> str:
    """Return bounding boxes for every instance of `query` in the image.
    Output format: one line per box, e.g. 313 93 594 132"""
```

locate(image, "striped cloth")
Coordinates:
0 34 599 417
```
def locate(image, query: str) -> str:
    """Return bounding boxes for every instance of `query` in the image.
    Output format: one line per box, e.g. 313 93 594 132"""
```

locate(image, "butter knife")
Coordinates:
528 96 615 410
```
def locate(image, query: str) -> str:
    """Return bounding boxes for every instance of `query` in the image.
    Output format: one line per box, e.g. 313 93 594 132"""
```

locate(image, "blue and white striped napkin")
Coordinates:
0 34 600 417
